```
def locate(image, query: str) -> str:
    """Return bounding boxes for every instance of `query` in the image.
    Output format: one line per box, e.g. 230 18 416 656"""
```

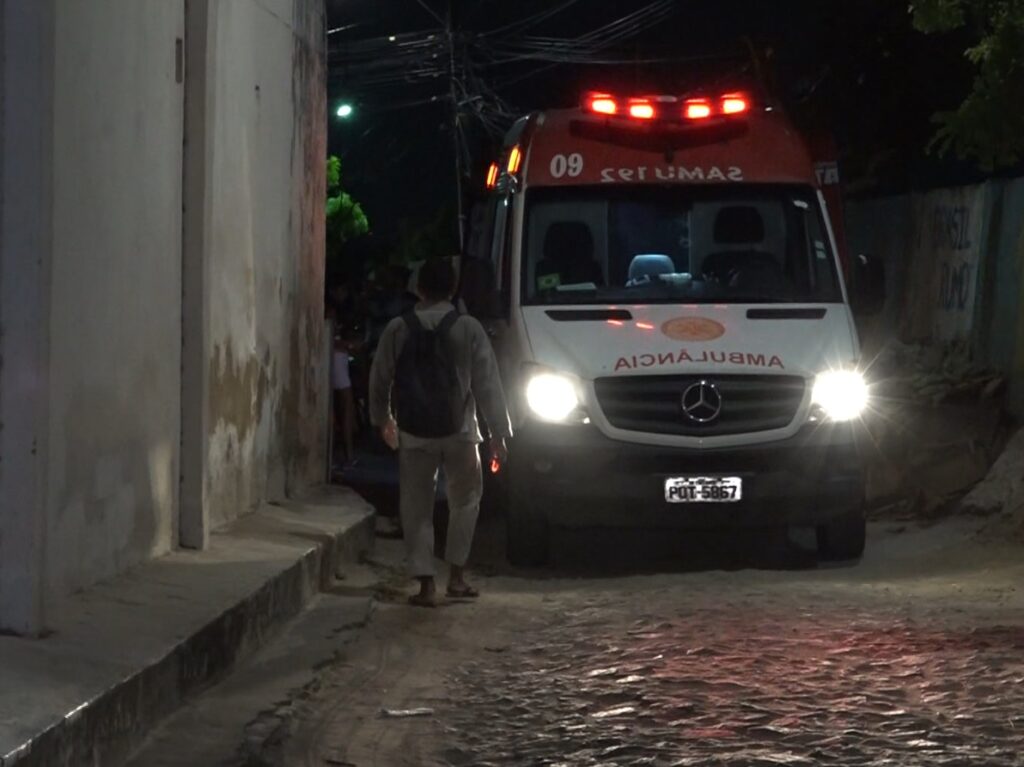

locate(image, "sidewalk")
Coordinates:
0 486 374 767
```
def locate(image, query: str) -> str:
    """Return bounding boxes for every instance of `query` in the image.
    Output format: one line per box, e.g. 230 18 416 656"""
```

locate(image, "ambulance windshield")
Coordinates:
523 185 842 305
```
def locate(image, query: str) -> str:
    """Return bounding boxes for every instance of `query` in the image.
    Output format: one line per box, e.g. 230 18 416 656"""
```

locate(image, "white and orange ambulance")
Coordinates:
471 89 884 565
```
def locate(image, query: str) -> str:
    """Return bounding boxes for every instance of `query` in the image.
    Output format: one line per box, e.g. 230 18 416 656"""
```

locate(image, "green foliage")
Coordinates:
911 0 966 31
911 0 1024 169
326 155 369 267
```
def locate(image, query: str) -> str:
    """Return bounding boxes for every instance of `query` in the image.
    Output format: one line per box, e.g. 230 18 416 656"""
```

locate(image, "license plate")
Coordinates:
665 476 742 503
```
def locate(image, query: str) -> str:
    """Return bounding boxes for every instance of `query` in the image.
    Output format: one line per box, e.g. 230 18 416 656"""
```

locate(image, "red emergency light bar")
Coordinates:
583 91 752 122
683 98 712 120
721 93 750 115
588 93 618 115
627 98 656 120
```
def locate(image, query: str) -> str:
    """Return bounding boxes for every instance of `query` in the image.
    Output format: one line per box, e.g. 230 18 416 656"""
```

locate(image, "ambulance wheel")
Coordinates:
505 463 549 567
816 509 866 562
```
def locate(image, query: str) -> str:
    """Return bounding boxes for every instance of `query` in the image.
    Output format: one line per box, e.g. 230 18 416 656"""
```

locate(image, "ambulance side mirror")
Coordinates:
849 253 885 316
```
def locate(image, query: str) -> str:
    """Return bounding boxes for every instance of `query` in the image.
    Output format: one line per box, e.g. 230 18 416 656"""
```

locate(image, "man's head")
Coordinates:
416 257 457 302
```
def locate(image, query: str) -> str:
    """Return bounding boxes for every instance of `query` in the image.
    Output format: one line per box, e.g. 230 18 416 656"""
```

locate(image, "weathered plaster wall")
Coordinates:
0 0 55 634
847 179 1024 417
204 0 327 528
285 0 330 497
1 0 325 629
45 0 184 598
982 180 1024 415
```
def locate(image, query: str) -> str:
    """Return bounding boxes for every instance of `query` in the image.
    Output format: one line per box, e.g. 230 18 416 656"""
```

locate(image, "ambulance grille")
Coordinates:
594 374 806 437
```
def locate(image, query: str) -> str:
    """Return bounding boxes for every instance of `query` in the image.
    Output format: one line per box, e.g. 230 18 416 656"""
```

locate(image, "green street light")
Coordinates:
336 103 354 119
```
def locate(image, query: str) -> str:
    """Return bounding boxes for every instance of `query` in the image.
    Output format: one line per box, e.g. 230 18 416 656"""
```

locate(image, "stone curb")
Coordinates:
1 495 374 767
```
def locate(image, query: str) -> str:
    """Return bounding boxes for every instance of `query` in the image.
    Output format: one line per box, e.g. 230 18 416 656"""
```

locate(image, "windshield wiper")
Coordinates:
717 295 792 304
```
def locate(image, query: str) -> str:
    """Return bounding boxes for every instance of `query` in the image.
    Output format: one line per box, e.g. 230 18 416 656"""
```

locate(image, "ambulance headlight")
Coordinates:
525 372 580 422
811 370 869 422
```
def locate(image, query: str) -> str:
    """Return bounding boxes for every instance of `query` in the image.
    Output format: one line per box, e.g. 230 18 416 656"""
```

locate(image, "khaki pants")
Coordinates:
399 438 482 577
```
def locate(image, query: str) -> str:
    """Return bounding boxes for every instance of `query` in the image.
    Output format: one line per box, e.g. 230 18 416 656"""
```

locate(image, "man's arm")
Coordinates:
369 319 401 428
468 320 513 439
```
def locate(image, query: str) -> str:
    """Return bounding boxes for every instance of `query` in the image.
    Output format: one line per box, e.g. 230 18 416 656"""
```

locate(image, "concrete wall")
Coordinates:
0 0 55 635
0 0 328 633
846 178 1024 417
45 0 185 598
981 179 1024 413
201 0 327 529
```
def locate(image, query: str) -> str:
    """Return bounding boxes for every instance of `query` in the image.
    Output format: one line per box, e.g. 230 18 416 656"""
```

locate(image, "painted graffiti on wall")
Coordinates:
933 204 974 316
906 186 986 342
938 260 973 311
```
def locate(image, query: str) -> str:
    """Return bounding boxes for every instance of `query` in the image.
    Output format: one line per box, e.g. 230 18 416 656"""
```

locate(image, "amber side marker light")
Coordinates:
485 162 499 189
507 145 523 175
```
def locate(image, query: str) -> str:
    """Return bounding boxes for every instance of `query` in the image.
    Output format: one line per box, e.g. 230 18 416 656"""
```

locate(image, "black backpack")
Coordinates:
393 310 465 438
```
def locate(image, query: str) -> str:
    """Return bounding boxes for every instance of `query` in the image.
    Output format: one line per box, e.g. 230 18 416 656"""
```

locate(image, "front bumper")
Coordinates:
511 420 865 528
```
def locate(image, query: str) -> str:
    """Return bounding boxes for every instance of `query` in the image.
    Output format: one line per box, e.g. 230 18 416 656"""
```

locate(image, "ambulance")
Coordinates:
469 89 884 565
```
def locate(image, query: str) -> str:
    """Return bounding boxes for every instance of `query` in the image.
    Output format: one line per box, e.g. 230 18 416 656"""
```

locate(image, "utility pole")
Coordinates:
446 0 465 251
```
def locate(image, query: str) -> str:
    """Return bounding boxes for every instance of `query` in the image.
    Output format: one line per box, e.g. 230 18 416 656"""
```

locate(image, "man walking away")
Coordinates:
369 257 512 607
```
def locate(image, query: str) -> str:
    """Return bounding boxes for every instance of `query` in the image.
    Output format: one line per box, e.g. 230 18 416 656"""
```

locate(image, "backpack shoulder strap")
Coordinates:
437 309 461 338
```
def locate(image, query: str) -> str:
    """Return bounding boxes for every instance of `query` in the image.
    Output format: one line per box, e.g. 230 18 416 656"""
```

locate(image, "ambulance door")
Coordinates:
485 189 525 424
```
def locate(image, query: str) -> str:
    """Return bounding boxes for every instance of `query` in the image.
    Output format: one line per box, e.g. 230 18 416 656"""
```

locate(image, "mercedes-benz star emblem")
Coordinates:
681 380 722 423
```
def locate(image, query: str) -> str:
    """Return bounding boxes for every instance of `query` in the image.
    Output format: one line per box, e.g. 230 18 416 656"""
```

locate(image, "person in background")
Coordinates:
369 257 511 607
332 330 357 470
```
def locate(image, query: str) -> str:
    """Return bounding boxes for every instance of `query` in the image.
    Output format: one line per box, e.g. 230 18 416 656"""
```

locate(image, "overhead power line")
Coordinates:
478 0 585 38
413 0 445 25
329 0 715 244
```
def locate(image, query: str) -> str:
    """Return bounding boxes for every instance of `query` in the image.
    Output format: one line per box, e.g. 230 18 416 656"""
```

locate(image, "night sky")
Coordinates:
326 0 978 253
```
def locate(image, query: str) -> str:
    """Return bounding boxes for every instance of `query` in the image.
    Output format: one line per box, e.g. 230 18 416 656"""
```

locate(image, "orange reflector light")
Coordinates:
684 99 712 120
485 162 499 189
628 99 656 120
721 93 749 115
507 145 522 175
588 94 618 115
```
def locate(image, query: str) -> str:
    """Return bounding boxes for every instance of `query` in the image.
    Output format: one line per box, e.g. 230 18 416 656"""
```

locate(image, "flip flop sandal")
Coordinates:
446 585 480 599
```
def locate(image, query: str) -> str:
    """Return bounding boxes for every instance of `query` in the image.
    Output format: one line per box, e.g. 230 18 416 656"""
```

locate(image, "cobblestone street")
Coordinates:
253 515 1024 767
446 589 1024 766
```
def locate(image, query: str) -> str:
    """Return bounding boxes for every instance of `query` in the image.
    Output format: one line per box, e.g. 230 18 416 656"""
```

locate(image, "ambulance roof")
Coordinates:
519 107 818 189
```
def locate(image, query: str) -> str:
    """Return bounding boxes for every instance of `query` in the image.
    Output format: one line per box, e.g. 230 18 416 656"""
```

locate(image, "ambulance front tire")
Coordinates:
505 463 549 567
816 508 866 562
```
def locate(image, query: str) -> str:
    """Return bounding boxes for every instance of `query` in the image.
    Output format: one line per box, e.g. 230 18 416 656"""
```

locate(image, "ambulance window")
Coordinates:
525 201 608 293
803 201 840 295
610 201 690 284
488 195 515 313
522 185 841 305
